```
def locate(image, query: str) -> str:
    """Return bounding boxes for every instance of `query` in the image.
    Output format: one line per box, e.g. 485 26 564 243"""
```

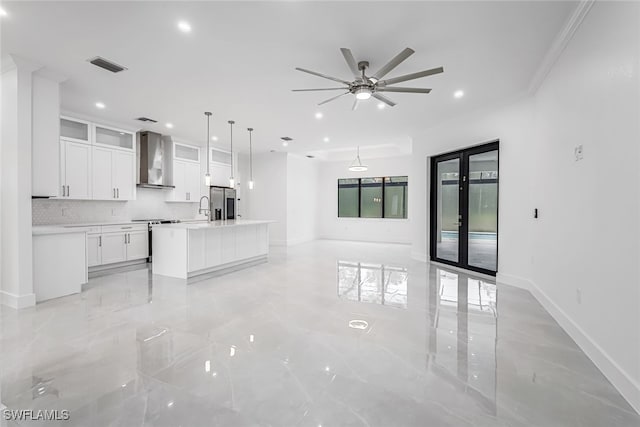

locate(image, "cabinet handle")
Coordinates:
99 236 102 247
113 188 116 199
66 185 70 197
117 188 120 199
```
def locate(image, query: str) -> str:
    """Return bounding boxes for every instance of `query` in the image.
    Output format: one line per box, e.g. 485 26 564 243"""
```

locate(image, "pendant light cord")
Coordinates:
228 120 235 183
248 128 253 182
205 112 212 177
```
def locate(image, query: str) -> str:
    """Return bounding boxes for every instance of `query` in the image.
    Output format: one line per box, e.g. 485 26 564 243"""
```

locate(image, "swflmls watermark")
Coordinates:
2 409 70 421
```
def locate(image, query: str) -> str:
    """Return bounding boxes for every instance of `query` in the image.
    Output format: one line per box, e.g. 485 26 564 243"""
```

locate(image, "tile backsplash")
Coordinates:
32 188 202 225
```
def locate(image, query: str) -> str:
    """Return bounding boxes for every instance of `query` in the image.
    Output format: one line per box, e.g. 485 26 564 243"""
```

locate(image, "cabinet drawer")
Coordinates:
102 224 148 233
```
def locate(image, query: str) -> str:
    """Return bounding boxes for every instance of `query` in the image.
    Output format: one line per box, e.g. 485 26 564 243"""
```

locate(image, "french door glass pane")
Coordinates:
360 178 383 218
338 179 359 217
467 150 498 271
436 158 460 262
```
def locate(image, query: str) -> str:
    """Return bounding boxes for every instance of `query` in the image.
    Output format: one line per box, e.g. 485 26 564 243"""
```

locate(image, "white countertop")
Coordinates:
153 220 275 230
32 225 96 236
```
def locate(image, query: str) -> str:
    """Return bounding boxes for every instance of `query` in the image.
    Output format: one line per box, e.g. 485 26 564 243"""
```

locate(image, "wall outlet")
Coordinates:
576 288 582 305
574 145 584 161
111 208 116 216
61 208 66 216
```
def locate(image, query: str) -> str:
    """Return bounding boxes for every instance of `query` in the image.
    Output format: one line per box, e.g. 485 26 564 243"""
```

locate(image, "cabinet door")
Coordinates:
60 117 90 143
101 232 127 264
188 230 206 272
87 234 102 267
64 141 92 199
92 147 114 200
126 231 148 260
94 126 134 150
210 163 231 187
205 228 222 268
186 162 201 202
172 161 187 201
112 151 135 200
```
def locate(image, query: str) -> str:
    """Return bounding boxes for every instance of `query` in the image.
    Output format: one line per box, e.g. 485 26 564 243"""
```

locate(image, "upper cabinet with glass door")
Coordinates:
60 116 91 144
93 125 134 151
174 142 201 163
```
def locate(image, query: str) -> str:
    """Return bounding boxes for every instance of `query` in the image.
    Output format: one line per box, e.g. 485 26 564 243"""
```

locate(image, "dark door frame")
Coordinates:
429 140 499 276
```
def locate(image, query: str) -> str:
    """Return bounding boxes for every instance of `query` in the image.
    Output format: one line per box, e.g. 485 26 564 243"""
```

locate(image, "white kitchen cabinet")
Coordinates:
209 148 235 187
60 139 92 199
126 230 149 260
101 233 127 265
170 159 201 202
113 150 135 200
94 125 134 151
188 230 206 272
87 234 102 267
60 117 90 143
92 147 135 200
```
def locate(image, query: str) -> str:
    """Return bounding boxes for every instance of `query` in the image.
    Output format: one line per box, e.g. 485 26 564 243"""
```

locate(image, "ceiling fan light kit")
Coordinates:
293 47 444 109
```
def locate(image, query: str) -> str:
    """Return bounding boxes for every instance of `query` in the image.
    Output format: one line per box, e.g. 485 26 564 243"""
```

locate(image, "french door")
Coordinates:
430 141 499 276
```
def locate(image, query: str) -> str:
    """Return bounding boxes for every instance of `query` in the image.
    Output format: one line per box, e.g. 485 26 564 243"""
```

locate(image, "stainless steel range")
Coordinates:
132 219 181 261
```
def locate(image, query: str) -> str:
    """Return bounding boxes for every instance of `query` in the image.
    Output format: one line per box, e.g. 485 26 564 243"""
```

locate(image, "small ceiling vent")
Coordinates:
306 155 315 159
88 56 128 73
280 137 293 141
135 117 158 123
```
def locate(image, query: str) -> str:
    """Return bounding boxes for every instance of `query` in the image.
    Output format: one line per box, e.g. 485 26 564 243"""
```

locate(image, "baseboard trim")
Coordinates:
499 275 640 414
411 251 428 263
0 290 36 309
495 272 532 290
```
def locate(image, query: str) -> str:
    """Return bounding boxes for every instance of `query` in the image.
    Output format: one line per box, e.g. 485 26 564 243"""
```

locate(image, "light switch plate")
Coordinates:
574 144 584 161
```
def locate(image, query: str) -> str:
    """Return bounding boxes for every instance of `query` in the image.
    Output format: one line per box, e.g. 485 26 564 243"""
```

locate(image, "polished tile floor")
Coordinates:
1 241 638 426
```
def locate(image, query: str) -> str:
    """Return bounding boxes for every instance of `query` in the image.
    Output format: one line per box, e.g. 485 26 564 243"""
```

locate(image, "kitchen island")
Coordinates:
152 220 273 279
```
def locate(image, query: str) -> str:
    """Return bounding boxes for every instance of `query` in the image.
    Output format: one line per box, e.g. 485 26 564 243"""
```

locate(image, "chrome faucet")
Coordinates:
199 195 211 221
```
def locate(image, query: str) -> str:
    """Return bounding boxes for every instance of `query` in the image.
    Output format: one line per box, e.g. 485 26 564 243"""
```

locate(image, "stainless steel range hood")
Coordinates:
137 131 175 189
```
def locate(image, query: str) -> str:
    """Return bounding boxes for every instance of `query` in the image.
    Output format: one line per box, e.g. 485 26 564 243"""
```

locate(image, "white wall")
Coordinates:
244 152 288 245
411 1 640 412
319 156 413 244
286 154 320 245
529 1 640 411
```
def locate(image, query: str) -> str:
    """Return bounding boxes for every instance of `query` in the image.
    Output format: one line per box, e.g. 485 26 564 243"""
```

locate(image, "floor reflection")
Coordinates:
337 261 408 309
429 267 498 414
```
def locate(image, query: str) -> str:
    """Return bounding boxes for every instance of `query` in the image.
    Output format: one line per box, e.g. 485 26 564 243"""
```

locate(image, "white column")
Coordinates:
0 55 41 308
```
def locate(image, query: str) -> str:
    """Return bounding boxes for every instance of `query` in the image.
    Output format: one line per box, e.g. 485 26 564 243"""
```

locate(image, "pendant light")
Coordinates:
348 146 368 172
247 127 254 190
228 120 235 188
204 112 212 186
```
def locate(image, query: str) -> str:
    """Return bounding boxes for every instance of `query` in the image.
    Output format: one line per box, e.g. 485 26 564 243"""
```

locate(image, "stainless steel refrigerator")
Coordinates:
210 186 236 220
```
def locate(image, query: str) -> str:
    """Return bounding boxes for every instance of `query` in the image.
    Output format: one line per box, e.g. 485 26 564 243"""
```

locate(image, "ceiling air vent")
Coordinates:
281 137 293 141
135 117 158 123
88 56 128 73
306 155 315 159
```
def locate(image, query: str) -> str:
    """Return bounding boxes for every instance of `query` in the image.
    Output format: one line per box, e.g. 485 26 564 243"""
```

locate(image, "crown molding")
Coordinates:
528 0 595 95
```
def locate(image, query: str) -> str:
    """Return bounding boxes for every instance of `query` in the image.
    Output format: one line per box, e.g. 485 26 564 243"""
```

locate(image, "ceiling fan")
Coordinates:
293 47 443 110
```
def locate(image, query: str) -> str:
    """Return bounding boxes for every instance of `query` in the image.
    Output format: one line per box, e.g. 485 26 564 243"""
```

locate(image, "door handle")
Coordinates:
117 188 119 199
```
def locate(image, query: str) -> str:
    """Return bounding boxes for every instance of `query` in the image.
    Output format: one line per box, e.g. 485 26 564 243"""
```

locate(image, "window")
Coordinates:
338 176 408 219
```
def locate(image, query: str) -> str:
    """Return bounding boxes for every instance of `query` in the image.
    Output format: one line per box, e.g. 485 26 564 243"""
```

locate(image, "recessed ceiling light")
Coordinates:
282 141 289 147
211 136 218 141
377 102 385 109
323 137 329 142
0 7 7 17
165 123 174 129
95 102 105 109
177 21 191 33
315 112 323 119
454 90 464 99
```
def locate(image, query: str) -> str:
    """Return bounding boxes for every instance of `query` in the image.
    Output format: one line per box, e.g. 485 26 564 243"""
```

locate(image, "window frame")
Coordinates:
337 176 408 219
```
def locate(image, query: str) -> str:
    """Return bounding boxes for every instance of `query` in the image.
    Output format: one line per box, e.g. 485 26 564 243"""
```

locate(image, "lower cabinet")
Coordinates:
88 225 149 268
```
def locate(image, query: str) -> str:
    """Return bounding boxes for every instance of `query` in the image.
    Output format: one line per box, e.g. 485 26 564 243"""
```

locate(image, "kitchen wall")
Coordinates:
32 188 200 225
410 1 640 412
318 155 412 244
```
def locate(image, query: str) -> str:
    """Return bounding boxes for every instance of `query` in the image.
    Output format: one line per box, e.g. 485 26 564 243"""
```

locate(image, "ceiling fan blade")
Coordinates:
379 66 444 86
372 93 397 107
340 48 361 78
352 98 359 111
318 92 350 106
371 48 415 81
377 87 432 94
295 67 351 85
292 87 348 92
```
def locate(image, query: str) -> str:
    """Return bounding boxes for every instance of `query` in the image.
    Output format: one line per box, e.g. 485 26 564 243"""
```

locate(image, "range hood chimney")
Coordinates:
137 131 175 189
